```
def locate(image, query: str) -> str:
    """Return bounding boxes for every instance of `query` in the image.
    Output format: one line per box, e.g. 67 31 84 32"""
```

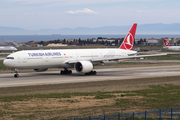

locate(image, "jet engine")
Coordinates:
33 68 48 72
74 61 93 73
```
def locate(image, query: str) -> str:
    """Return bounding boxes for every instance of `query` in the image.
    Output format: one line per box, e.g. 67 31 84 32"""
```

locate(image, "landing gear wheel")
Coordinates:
60 68 72 75
68 70 72 74
85 70 97 75
14 74 19 78
14 69 19 78
93 71 96 75
61 71 64 74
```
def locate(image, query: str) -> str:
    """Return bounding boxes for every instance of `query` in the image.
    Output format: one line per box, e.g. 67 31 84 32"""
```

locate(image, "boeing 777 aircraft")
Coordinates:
0 45 17 51
163 39 180 51
3 23 167 78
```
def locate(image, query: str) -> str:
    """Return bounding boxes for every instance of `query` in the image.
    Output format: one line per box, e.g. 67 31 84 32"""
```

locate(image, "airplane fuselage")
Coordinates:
0 46 17 51
3 49 137 69
163 46 180 51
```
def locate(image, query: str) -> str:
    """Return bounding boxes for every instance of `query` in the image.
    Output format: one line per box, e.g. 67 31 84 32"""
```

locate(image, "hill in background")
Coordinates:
0 23 180 35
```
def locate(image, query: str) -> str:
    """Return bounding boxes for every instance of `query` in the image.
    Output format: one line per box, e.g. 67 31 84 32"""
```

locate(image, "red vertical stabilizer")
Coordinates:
164 39 171 47
119 23 137 50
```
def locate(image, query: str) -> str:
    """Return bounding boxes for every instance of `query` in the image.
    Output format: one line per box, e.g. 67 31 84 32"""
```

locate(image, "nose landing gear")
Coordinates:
13 69 19 78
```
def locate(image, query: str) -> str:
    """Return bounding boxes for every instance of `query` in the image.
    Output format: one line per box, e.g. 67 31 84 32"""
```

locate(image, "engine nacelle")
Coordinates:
74 61 93 73
33 68 48 72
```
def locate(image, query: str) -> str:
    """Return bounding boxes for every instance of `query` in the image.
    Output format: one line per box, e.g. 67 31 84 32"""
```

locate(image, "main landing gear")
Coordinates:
85 70 97 75
60 68 72 75
14 69 19 78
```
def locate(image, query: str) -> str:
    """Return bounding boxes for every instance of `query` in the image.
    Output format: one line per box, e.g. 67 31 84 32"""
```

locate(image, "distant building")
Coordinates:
146 38 160 45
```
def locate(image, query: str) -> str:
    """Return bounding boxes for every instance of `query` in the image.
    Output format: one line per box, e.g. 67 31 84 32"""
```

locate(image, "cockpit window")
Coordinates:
6 57 14 59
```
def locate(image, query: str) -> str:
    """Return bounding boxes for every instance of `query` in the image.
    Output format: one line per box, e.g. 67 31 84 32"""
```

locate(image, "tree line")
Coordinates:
38 37 174 47
38 37 125 46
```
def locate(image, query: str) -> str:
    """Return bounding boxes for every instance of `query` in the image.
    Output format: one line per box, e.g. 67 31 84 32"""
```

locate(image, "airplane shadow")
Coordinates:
33 70 124 77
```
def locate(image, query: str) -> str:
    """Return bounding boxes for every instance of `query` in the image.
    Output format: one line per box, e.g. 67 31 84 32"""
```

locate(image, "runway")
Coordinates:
0 57 6 60
1 65 180 88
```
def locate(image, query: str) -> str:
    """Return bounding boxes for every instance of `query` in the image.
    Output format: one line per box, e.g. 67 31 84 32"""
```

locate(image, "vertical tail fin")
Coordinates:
164 39 171 47
119 23 137 50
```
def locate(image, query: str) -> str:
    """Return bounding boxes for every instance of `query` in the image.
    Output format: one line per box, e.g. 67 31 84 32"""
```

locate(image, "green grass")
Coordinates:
115 98 135 106
145 54 180 60
0 91 121 102
1 84 180 110
130 85 180 109
0 92 112 102
0 84 180 103
0 54 9 57
12 114 36 119
121 93 137 97
0 93 72 102
95 94 116 99
1 84 180 119
0 60 6 69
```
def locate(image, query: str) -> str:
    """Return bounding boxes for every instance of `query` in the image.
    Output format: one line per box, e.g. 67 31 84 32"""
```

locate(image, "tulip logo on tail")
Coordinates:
165 42 169 46
123 33 134 50
164 40 171 47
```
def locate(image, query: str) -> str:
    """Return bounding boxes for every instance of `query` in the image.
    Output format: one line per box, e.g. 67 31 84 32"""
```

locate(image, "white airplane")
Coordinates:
0 45 17 51
3 23 167 78
163 39 180 51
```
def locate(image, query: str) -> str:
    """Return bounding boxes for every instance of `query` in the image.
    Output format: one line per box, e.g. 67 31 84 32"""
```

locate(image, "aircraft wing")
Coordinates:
66 53 167 64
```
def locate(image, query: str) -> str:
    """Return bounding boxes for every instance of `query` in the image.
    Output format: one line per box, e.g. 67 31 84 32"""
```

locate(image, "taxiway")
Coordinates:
0 57 5 60
1 65 180 88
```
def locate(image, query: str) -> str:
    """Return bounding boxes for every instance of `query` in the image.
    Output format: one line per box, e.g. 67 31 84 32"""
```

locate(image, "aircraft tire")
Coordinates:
85 71 96 75
61 70 72 74
69 70 72 74
14 74 19 78
61 71 64 74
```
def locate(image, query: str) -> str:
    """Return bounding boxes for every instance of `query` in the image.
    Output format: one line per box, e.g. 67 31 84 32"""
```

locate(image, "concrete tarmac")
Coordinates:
1 65 180 88
0 57 5 60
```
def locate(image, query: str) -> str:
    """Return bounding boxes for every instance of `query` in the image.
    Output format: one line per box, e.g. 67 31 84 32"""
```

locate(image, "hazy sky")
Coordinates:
0 0 180 30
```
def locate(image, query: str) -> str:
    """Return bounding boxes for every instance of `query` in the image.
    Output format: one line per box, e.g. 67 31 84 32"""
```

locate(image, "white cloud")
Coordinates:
66 8 98 15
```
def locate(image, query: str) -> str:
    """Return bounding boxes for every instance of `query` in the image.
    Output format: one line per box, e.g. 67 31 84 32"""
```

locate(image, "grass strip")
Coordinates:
1 84 180 119
145 54 180 60
0 60 6 69
0 91 119 102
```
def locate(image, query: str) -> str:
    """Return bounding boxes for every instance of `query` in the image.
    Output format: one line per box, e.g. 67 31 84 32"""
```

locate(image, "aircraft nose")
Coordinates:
3 59 8 67
3 59 12 67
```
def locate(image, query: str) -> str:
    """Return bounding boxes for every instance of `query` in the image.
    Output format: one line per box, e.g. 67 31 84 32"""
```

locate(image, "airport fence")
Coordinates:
72 108 180 120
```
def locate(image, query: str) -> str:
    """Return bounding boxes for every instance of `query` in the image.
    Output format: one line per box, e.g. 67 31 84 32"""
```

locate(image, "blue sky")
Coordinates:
0 0 180 30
